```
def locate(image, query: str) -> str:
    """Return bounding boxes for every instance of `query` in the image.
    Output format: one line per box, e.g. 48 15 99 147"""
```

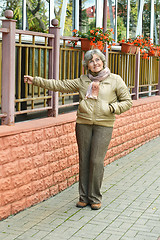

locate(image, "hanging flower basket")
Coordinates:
81 38 91 51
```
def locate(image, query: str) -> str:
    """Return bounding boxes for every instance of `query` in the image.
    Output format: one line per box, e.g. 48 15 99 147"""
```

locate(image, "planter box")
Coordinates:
81 38 104 51
148 48 159 57
81 38 91 51
121 43 138 54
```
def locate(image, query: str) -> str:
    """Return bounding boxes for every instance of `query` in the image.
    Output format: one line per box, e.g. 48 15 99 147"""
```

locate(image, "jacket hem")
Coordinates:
76 117 115 127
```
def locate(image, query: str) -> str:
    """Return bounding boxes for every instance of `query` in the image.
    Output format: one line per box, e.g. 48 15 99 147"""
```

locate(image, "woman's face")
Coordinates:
87 54 103 73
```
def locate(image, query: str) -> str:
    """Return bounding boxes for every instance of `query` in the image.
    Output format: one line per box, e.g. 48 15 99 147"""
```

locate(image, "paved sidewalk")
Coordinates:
1 136 160 240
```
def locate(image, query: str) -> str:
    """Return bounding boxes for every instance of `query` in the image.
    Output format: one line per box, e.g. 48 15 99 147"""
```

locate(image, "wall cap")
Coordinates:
0 112 77 137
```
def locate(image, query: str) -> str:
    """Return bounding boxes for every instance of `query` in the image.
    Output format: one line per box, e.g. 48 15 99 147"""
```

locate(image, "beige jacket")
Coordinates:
33 73 132 127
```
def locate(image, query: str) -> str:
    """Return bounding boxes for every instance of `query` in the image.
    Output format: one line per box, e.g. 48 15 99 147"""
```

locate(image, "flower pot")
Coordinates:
130 45 138 54
81 38 91 51
81 38 104 51
148 48 159 57
121 43 138 54
121 43 131 53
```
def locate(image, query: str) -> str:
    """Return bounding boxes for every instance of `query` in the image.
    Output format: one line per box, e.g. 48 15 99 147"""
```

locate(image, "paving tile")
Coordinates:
123 229 138 238
0 233 18 240
134 231 159 240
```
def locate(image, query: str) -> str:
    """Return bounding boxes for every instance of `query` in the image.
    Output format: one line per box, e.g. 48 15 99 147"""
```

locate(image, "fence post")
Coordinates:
158 26 160 95
157 60 160 95
104 43 108 66
132 51 140 100
48 19 60 117
1 10 16 125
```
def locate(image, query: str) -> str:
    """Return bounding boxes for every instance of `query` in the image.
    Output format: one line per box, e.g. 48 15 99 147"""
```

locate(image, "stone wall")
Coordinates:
0 96 160 220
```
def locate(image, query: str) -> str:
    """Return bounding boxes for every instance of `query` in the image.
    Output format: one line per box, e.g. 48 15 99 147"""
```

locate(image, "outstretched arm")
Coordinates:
24 75 80 93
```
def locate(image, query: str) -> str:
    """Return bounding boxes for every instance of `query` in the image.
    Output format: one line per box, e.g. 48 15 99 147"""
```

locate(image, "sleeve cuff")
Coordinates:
109 104 115 113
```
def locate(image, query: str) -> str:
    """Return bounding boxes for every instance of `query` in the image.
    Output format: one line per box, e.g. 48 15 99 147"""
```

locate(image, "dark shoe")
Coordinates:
76 201 88 208
91 203 101 210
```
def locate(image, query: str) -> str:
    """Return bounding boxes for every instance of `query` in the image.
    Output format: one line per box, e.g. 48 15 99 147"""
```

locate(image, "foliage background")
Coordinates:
0 0 159 44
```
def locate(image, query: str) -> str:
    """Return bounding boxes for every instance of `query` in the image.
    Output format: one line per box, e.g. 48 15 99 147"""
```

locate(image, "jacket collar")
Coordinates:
81 74 111 84
81 75 91 82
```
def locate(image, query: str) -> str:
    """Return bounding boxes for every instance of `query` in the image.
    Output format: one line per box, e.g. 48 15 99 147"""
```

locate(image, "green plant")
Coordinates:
119 35 160 59
68 27 115 51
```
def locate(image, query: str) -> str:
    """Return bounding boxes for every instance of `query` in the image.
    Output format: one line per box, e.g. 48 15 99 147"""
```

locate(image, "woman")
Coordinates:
24 49 132 210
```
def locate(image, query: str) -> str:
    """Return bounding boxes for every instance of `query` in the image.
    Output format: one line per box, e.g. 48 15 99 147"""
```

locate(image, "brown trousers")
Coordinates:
76 123 113 204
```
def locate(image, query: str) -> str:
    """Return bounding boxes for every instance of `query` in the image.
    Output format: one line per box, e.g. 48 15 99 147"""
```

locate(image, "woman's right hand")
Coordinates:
24 75 33 84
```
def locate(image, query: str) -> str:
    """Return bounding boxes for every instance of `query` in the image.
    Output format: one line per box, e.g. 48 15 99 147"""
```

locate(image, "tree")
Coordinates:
118 0 138 39
1 0 22 29
1 0 49 32
142 0 151 37
129 0 138 37
89 19 96 30
54 0 73 36
80 9 89 32
143 0 160 44
26 0 48 32
117 0 160 43
117 16 126 41
79 0 91 33
155 0 160 44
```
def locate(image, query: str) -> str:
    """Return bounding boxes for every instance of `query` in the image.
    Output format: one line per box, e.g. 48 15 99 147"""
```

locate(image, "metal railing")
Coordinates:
58 37 87 108
0 12 60 124
108 52 136 96
139 56 159 97
15 30 54 116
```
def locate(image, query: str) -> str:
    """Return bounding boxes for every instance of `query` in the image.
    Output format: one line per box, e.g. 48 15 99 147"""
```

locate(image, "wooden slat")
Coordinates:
15 96 52 103
0 28 9 33
16 29 54 38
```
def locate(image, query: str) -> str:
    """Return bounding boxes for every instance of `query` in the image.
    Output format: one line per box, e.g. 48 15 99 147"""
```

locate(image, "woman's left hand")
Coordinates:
24 75 33 84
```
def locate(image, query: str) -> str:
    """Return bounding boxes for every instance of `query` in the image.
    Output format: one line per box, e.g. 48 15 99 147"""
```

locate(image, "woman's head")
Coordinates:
83 49 106 72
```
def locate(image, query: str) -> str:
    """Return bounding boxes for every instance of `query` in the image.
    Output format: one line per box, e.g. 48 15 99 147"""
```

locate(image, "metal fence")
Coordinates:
15 30 54 116
139 56 159 97
108 52 136 96
58 37 89 109
0 13 59 124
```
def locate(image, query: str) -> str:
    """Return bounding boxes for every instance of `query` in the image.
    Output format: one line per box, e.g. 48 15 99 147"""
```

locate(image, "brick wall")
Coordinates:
0 96 160 220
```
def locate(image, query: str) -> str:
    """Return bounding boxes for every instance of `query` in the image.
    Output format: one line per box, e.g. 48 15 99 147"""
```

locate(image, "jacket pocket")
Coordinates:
78 99 91 114
96 100 112 117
